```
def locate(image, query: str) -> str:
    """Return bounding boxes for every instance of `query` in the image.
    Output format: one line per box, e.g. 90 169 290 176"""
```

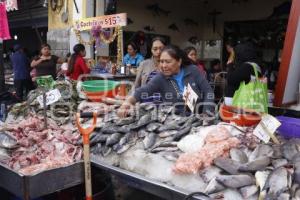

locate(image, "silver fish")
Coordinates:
239 157 271 172
0 148 10 161
115 117 136 126
138 129 148 138
0 132 18 149
135 114 152 128
223 189 244 200
295 162 300 185
255 170 272 200
230 148 248 164
158 130 178 138
146 122 162 132
143 133 157 150
214 157 241 175
172 125 192 141
216 174 255 188
106 133 122 146
249 144 273 162
160 152 179 162
292 152 300 164
272 159 288 168
150 147 178 153
157 122 180 132
264 167 289 199
91 143 102 155
205 177 225 194
281 141 300 161
101 146 112 157
200 166 222 183
276 192 290 200
240 185 258 199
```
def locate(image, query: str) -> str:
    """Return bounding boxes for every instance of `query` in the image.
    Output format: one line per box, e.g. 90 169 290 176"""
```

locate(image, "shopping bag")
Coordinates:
232 62 268 113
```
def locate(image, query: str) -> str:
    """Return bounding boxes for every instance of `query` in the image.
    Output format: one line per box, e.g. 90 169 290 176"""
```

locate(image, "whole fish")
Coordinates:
160 152 179 162
157 122 180 132
292 152 300 164
281 141 300 161
200 166 222 183
91 143 102 155
106 133 122 146
216 174 255 188
146 122 162 132
230 148 248 164
158 130 178 138
172 125 192 141
138 129 148 138
150 147 178 153
249 144 273 162
101 125 120 134
263 167 289 199
0 147 10 161
272 159 288 168
134 114 152 129
115 117 135 126
255 170 271 200
295 162 300 185
239 157 271 172
214 157 241 175
204 177 225 194
223 189 244 200
101 146 112 157
90 133 109 145
0 132 18 149
240 185 258 199
143 133 157 150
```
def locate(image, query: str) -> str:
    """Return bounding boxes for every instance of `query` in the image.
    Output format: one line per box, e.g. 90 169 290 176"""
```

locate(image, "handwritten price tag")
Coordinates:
253 114 281 143
37 89 62 107
183 83 198 113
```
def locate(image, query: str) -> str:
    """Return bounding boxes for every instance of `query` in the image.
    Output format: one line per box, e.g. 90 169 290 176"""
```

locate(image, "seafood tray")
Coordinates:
91 160 207 200
0 162 84 200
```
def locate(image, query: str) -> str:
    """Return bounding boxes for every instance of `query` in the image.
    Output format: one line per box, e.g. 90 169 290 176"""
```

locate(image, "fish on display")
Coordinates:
216 174 255 188
214 157 241 175
200 166 222 183
168 23 179 31
158 130 178 138
239 185 258 199
106 133 122 147
230 148 248 164
172 124 192 141
159 151 180 162
238 157 271 172
204 177 225 194
143 26 155 32
146 3 171 16
146 122 161 132
143 133 157 150
0 147 10 161
184 18 199 26
138 129 148 138
0 132 18 149
115 116 135 126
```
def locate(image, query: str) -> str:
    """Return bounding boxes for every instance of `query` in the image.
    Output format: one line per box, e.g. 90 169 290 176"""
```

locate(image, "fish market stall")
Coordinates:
86 103 300 200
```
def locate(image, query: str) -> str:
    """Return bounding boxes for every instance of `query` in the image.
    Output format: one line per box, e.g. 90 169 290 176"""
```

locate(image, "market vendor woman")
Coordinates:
118 45 214 117
30 44 64 79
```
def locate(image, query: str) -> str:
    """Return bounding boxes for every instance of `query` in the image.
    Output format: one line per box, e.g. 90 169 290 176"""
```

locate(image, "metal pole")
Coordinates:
0 39 5 92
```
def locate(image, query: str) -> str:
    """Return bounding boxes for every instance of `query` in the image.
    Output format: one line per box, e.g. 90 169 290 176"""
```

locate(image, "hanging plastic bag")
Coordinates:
232 62 268 113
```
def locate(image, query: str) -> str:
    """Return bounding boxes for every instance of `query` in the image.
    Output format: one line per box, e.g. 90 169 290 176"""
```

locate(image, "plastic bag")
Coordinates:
232 62 268 113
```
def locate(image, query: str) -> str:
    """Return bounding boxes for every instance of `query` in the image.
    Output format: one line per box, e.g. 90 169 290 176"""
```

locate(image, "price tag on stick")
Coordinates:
37 89 62 107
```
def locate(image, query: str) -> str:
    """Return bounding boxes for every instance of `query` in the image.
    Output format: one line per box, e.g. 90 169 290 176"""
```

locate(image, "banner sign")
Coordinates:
74 13 127 31
0 3 11 40
5 0 18 11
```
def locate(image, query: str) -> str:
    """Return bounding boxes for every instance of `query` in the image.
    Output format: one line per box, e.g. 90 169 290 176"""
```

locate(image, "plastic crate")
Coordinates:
276 116 300 138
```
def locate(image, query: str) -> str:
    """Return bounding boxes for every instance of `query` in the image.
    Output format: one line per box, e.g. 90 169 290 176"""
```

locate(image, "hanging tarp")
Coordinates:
0 3 11 40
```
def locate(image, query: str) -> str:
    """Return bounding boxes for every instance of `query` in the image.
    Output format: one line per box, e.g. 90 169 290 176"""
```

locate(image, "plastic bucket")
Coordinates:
276 116 300 138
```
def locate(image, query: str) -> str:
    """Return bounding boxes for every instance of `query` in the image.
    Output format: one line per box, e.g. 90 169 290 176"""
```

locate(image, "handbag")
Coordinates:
232 62 268 113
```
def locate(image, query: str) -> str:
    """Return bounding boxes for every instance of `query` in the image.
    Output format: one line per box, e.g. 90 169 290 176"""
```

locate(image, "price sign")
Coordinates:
74 13 127 31
37 89 62 107
253 114 281 143
183 83 198 113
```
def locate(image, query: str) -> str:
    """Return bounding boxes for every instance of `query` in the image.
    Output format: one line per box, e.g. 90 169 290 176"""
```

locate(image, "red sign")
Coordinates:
0 3 11 40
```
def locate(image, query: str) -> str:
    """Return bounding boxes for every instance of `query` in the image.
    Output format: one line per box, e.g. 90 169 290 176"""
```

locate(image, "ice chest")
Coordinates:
276 116 300 138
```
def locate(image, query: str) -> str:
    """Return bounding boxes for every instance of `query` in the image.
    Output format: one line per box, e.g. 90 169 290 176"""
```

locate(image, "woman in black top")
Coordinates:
225 42 262 98
31 44 64 79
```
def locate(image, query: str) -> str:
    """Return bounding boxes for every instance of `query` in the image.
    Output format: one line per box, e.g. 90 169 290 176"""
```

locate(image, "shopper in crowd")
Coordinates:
67 44 91 80
118 45 214 117
207 59 222 82
225 40 236 67
123 42 144 68
225 41 262 104
30 44 64 79
135 36 167 88
184 46 206 77
10 44 34 100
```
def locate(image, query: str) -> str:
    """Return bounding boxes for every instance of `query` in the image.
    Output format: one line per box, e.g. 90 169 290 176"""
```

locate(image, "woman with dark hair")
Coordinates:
67 44 90 80
123 41 144 67
225 41 262 105
31 43 64 79
134 36 167 89
118 45 214 116
184 46 206 77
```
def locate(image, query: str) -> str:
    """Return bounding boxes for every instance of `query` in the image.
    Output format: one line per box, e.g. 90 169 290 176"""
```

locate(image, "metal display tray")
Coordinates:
92 160 206 200
0 162 84 200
